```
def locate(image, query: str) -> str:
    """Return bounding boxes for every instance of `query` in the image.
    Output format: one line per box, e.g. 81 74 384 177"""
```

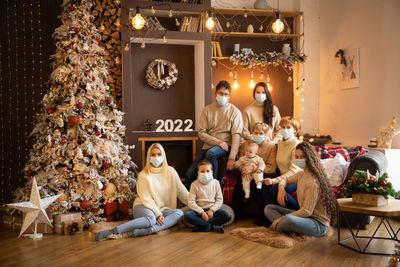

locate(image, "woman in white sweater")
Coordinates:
96 143 189 241
242 82 282 143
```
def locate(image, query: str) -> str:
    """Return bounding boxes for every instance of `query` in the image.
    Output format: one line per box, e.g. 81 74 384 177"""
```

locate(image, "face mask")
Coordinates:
198 172 213 184
295 159 306 169
216 95 229 106
280 128 294 140
252 135 265 144
150 156 163 167
255 93 267 103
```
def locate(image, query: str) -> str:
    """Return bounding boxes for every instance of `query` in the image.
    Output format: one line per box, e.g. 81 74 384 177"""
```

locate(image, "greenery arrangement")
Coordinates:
344 170 398 199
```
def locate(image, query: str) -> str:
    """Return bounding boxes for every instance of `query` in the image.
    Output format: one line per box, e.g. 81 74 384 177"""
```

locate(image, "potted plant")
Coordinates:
344 170 398 206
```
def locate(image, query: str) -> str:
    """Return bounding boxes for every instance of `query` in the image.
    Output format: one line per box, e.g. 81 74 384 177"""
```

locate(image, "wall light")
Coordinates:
205 11 215 30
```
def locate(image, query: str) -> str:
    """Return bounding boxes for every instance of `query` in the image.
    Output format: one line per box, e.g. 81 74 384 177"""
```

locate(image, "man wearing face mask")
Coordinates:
185 80 243 188
184 160 231 233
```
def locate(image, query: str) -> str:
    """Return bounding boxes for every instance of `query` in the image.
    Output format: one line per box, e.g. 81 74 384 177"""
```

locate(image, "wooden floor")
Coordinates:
0 217 397 267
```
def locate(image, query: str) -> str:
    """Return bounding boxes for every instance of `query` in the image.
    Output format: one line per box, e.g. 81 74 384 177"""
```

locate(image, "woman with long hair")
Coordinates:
242 82 281 144
96 143 189 241
264 142 337 236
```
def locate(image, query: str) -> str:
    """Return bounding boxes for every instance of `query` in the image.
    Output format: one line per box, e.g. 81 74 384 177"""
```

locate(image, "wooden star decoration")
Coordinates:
230 21 241 32
7 178 60 238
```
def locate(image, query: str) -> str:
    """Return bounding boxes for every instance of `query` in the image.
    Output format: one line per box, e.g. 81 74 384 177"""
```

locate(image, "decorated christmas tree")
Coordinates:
13 0 137 226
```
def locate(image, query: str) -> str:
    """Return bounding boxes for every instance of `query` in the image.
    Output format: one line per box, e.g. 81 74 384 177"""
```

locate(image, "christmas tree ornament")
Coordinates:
95 131 101 136
61 138 68 144
64 46 69 51
90 18 94 23
68 116 79 125
26 169 35 176
106 98 112 104
76 102 83 109
104 183 117 197
69 5 74 11
7 178 60 238
102 162 110 169
80 199 90 210
75 27 80 33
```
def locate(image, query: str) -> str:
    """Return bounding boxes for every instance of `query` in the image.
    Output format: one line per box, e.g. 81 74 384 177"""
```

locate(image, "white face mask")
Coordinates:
280 128 294 140
252 135 265 144
198 172 213 184
255 93 267 103
150 156 163 167
216 95 229 106
295 159 306 169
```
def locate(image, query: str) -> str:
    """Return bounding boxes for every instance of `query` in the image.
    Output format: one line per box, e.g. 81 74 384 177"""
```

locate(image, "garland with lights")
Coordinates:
145 59 178 90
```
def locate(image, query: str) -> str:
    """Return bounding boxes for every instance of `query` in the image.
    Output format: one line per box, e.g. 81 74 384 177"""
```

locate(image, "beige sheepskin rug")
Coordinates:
231 227 332 248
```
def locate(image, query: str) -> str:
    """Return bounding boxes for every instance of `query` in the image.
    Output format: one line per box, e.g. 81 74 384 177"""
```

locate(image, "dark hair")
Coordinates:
216 80 231 94
252 82 273 126
296 142 338 225
197 159 212 169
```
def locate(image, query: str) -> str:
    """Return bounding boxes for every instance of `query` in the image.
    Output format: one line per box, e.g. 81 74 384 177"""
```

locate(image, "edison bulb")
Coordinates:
249 79 255 88
272 18 284 33
267 82 273 92
205 17 215 30
233 80 239 90
132 13 146 30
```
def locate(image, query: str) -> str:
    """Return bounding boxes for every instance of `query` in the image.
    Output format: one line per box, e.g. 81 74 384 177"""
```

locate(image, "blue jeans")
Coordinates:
185 145 230 189
117 205 184 234
261 184 299 210
184 209 231 231
264 204 329 237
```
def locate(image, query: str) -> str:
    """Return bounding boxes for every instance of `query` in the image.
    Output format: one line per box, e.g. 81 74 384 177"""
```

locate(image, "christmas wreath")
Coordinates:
145 59 178 90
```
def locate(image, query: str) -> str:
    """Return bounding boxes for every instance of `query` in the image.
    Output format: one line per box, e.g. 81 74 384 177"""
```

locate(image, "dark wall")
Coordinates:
0 0 62 204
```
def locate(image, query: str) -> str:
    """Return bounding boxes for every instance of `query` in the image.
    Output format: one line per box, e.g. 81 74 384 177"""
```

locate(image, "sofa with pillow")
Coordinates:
223 146 388 229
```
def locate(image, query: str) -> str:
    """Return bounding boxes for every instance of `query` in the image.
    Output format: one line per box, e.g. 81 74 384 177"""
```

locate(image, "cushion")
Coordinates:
320 153 350 186
181 204 235 227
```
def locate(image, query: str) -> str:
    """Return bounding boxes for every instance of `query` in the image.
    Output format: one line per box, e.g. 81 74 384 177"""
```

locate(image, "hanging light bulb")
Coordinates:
141 40 146 49
229 70 234 78
175 18 181 27
131 7 146 30
233 71 239 90
259 72 264 79
249 71 255 88
272 12 284 33
162 35 167 43
124 43 130 52
150 6 156 14
168 9 173 18
205 11 215 30
266 74 273 92
243 11 248 18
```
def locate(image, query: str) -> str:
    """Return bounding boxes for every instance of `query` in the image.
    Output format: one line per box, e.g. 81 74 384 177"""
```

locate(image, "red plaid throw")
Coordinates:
222 170 240 204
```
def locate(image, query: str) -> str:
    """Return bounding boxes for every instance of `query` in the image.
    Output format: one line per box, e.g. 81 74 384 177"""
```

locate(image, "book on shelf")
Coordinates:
179 16 202 32
211 42 223 57
213 17 224 32
215 42 223 57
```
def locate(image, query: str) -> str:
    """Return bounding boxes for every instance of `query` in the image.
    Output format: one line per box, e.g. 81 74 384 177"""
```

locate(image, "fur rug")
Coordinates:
231 227 323 248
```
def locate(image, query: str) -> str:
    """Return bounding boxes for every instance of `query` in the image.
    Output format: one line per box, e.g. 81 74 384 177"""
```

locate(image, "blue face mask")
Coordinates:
150 156 163 167
255 93 267 103
198 172 213 184
252 135 265 144
216 95 229 106
295 159 306 169
280 128 294 140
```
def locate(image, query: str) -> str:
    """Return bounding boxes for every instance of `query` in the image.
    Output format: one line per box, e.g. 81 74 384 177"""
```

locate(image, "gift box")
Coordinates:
2 215 22 230
54 212 81 234
63 220 83 235
104 201 129 222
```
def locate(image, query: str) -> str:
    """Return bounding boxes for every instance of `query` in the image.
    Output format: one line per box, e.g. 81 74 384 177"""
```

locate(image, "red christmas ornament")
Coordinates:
102 162 110 169
80 200 90 210
106 98 112 104
69 5 74 11
96 38 100 42
92 77 96 81
76 102 83 109
66 87 71 91
381 181 387 186
26 169 35 176
90 41 94 44
61 138 67 144
90 18 94 23
352 178 358 183
95 131 100 136
64 46 69 51
68 116 79 125
51 82 56 86
47 108 53 114
80 57 83 61
75 28 80 33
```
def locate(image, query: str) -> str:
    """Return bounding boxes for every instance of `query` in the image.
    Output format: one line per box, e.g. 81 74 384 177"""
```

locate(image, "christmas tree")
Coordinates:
13 0 137 226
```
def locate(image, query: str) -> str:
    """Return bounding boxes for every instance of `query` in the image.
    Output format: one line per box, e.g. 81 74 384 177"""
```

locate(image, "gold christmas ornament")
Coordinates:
104 182 117 197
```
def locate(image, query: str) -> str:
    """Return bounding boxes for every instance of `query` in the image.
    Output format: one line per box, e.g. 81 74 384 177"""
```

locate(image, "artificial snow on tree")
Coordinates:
13 0 137 226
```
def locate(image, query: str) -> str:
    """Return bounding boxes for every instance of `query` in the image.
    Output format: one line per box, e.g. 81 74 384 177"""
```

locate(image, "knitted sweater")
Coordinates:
242 102 281 143
188 179 223 214
133 166 189 217
198 102 243 160
272 136 300 182
238 141 277 174
234 155 265 172
276 169 330 226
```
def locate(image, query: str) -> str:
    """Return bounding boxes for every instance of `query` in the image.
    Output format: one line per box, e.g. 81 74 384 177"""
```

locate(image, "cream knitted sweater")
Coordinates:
272 136 300 182
133 166 189 217
188 179 223 214
198 102 243 160
242 102 281 143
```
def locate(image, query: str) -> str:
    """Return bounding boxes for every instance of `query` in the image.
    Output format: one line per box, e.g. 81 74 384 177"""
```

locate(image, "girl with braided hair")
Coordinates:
263 142 337 236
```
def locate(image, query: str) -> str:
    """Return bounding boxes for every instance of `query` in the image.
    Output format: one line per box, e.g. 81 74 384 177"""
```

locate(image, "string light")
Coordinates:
141 40 146 49
124 43 130 51
243 11 248 18
233 71 239 90
205 11 215 30
168 9 173 18
259 72 264 79
150 6 155 14
249 71 255 88
131 7 146 30
175 18 180 27
229 70 234 78
162 35 167 43
266 74 273 92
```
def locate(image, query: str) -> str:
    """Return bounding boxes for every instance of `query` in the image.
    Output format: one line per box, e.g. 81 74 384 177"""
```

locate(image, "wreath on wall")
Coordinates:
145 59 178 90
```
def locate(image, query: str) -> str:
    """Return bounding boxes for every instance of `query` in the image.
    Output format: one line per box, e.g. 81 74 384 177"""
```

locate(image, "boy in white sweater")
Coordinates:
234 142 266 198
184 160 232 233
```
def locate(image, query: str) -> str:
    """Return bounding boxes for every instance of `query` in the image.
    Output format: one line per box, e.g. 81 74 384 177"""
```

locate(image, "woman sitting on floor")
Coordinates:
263 142 338 237
96 143 189 241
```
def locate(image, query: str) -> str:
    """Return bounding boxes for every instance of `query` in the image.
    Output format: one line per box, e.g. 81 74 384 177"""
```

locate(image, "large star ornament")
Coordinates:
7 178 60 237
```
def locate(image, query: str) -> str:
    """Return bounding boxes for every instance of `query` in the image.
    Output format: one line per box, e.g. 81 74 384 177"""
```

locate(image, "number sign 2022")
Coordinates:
155 119 193 132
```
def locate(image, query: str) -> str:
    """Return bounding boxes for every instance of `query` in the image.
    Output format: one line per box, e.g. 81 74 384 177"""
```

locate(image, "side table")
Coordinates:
337 198 400 255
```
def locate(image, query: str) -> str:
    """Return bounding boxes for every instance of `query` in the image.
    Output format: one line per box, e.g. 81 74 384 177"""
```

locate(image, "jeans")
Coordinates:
264 204 329 237
117 205 184 234
185 145 230 189
184 209 231 231
261 184 299 210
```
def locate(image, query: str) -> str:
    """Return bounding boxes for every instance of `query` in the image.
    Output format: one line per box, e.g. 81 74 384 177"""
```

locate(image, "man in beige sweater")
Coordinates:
185 80 243 188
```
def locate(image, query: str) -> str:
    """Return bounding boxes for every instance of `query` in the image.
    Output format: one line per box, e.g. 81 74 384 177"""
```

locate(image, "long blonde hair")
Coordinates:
142 143 169 175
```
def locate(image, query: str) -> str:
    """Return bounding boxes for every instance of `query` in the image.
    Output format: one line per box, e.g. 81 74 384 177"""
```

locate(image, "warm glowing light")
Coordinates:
266 74 273 92
162 35 167 43
301 98 304 102
124 43 129 51
150 6 155 14
205 17 215 30
233 79 239 90
272 13 284 33
249 71 255 88
229 70 234 78
301 107 304 111
141 41 146 49
131 8 146 30
168 9 173 18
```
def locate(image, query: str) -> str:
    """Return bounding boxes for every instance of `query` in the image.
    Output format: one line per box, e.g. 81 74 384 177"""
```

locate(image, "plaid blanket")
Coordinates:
222 146 367 203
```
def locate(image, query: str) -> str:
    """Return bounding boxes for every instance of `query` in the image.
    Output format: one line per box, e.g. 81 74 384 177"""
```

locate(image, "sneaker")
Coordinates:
212 225 224 233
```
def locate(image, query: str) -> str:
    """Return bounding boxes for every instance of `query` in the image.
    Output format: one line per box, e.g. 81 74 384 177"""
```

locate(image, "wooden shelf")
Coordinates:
126 0 210 13
212 31 303 38
212 7 302 18
212 56 230 60
128 30 207 41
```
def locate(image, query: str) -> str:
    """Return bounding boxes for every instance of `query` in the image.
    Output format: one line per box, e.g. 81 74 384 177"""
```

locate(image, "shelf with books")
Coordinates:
128 30 207 41
212 32 303 38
